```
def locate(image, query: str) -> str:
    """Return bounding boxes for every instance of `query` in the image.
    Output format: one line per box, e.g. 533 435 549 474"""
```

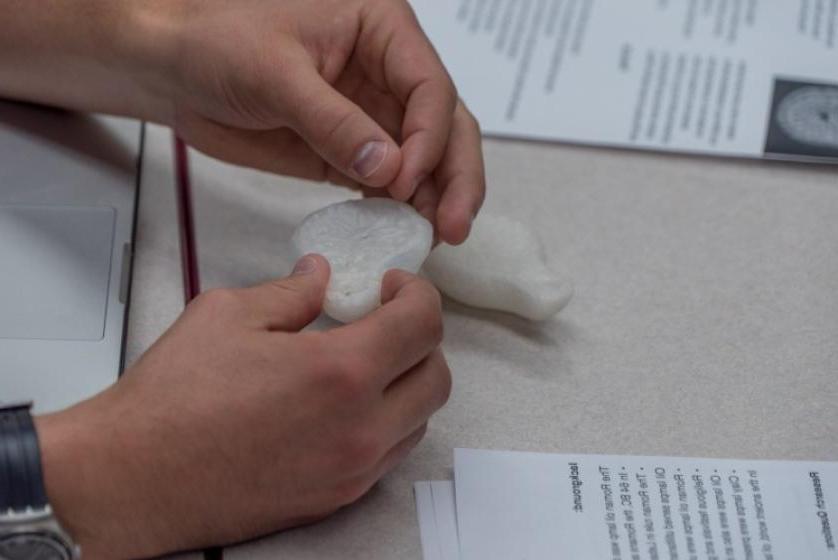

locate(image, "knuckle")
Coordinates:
332 352 366 391
456 99 482 134
418 286 444 345
310 104 360 156
333 477 373 506
267 279 317 316
412 424 429 446
418 423 429 439
429 309 445 347
467 108 481 134
444 77 459 111
324 107 356 144
340 428 384 472
422 276 444 305
435 356 453 408
393 0 423 33
334 366 368 401
308 339 371 399
458 100 474 120
399 0 419 19
267 278 303 298
383 268 412 292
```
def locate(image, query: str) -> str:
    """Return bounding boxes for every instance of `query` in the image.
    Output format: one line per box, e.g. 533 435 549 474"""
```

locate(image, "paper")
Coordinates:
415 481 461 560
410 0 838 162
452 448 838 560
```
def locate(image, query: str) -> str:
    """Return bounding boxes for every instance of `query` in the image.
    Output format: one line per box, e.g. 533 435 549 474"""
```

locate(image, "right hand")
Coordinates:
35 254 451 559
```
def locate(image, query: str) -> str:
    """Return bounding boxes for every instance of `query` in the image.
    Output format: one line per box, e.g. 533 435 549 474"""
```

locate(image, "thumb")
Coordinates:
283 62 402 188
241 254 331 332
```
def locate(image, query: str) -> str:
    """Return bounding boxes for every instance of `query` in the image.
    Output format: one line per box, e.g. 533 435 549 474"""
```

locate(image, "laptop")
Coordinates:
0 100 143 414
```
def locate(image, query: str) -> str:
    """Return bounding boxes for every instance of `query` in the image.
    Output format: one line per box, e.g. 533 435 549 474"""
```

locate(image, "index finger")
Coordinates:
360 3 458 201
329 269 444 387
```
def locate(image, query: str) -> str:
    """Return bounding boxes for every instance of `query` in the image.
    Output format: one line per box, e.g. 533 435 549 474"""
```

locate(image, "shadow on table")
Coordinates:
441 297 570 342
440 297 581 380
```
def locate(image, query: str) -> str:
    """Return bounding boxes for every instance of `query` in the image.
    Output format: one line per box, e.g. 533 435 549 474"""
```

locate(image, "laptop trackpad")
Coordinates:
0 206 115 340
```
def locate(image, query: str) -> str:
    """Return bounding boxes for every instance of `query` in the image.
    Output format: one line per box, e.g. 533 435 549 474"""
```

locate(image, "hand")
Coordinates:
35 255 451 558
1 0 485 244
160 0 484 244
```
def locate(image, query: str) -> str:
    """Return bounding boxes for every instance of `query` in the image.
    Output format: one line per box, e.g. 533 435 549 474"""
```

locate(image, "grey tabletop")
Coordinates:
129 127 838 559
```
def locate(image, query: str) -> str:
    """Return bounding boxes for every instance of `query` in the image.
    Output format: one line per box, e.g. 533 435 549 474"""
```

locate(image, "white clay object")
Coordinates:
423 213 573 321
291 198 433 323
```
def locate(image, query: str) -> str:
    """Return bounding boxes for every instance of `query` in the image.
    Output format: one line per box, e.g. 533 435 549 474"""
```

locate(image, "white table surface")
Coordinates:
125 124 185 366
130 125 838 559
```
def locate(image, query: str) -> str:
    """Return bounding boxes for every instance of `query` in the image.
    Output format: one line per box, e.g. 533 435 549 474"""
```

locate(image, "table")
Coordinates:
130 125 838 559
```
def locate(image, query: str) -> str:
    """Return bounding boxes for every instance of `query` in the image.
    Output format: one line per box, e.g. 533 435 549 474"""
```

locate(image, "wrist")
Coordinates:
79 0 183 124
115 0 187 125
34 390 157 559
35 401 108 558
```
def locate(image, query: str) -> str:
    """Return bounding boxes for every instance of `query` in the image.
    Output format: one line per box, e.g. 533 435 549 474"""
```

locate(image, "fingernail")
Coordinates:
292 255 317 275
352 141 387 178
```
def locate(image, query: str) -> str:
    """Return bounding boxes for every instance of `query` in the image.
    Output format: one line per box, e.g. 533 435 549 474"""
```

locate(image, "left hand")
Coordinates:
0 0 485 243
155 0 485 244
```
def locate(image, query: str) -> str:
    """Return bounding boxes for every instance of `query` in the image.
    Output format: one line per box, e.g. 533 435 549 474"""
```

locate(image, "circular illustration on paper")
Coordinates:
764 78 838 160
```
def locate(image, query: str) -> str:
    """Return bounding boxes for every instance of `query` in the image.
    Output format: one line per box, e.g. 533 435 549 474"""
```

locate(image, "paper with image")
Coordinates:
409 0 838 162
454 448 838 560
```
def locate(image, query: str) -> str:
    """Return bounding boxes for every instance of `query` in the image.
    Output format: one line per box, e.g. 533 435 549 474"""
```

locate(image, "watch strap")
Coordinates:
0 403 48 512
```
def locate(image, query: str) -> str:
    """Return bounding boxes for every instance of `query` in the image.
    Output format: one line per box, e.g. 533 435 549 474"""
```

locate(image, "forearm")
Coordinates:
35 394 148 559
34 389 188 560
0 0 177 123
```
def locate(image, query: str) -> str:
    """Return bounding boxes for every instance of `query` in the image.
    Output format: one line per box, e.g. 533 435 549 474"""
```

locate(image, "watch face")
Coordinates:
0 533 71 560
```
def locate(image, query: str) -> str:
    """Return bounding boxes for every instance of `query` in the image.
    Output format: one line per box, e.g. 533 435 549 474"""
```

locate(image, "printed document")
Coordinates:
415 449 838 559
410 1 838 162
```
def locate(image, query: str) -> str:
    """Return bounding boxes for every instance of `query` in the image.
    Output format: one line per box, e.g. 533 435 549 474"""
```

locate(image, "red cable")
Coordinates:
172 135 201 303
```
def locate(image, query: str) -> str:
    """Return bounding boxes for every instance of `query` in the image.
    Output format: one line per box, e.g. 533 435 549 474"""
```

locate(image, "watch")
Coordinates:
0 402 79 560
